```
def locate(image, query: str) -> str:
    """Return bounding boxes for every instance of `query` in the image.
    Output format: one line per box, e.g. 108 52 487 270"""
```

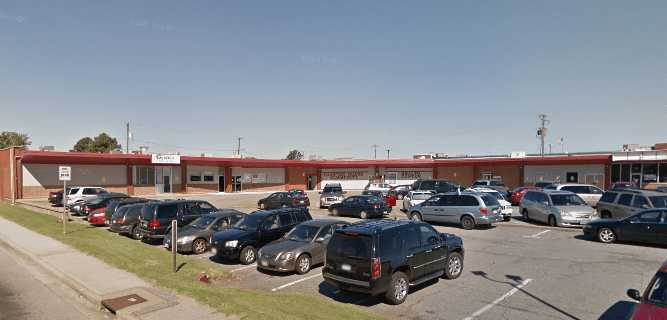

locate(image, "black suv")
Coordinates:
323 220 464 305
328 195 391 219
136 200 218 240
258 192 311 210
411 179 459 194
211 208 312 264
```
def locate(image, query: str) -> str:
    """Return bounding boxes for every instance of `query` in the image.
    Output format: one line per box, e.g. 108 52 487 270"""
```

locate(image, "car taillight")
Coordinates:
371 258 381 280
149 219 160 229
479 207 488 216
373 204 380 209
121 216 126 224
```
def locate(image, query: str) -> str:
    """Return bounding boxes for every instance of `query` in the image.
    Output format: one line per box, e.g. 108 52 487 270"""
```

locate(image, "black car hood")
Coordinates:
213 228 256 242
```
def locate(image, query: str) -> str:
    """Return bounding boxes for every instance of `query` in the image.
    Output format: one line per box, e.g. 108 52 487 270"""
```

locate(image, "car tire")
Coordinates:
597 227 616 243
239 246 257 265
503 216 511 222
444 252 464 280
410 212 422 221
192 238 208 255
548 215 558 227
522 209 529 221
385 272 409 305
131 225 142 240
460 215 475 230
295 254 311 275
360 211 369 219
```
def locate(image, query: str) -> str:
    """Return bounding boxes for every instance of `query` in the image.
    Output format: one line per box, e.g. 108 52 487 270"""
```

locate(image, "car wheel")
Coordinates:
548 215 558 227
410 212 422 221
444 252 464 279
239 246 257 265
360 211 369 219
295 254 311 275
385 272 409 305
460 216 475 230
192 238 208 255
131 225 142 240
522 209 529 221
597 228 616 243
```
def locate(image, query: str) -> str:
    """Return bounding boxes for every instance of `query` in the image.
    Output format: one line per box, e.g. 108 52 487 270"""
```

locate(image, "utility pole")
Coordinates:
236 137 243 157
537 114 549 157
386 148 391 160
125 122 130 154
372 144 378 160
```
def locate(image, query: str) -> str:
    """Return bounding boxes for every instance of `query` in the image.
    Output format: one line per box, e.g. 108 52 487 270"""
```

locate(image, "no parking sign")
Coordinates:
59 166 71 181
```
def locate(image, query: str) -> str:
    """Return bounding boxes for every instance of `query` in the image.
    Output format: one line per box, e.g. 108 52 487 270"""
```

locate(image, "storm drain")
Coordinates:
102 294 147 314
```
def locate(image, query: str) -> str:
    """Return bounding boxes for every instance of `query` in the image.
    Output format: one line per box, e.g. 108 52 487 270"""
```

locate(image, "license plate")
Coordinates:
341 264 351 272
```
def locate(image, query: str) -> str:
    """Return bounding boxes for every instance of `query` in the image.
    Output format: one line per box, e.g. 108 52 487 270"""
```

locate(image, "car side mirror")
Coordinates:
641 204 650 209
542 201 550 206
627 289 641 301
314 237 326 243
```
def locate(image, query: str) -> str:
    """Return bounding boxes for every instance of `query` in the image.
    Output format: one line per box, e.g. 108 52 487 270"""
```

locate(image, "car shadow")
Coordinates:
573 235 667 249
470 271 582 320
317 277 439 307
597 301 636 320
424 221 497 231
208 255 243 266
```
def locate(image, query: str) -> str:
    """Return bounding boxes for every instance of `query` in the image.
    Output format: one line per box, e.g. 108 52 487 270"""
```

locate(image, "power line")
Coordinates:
386 148 391 160
372 144 378 160
236 137 243 157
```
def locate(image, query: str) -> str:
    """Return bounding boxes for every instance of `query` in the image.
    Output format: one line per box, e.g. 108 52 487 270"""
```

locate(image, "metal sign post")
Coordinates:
59 166 71 235
171 220 177 273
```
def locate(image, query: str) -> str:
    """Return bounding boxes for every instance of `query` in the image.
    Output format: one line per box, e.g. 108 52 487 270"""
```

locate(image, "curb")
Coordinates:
0 230 105 310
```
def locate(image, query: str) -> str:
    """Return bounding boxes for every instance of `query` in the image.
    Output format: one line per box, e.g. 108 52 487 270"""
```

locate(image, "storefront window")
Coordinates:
611 164 620 183
643 164 658 184
135 166 155 186
660 163 667 183
621 164 630 182
632 163 642 173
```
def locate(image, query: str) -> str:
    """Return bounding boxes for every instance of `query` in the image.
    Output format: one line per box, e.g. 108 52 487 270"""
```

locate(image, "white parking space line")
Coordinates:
271 274 322 292
231 264 257 273
462 279 533 320
523 230 550 239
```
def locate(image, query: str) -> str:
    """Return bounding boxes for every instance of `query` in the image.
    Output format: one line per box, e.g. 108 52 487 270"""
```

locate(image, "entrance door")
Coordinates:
232 176 242 192
218 176 225 192
306 176 316 190
163 175 171 193
631 174 641 188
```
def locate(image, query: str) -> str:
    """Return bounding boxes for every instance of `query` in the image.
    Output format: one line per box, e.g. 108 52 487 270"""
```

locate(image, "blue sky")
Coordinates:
1 1 666 159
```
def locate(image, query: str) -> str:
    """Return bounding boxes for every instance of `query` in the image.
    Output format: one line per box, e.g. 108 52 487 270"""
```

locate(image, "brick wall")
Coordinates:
0 148 10 201
474 165 522 189
285 167 318 190
240 183 284 192
436 166 474 186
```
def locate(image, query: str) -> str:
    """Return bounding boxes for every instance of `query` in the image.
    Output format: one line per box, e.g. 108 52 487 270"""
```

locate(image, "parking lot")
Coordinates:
22 191 666 319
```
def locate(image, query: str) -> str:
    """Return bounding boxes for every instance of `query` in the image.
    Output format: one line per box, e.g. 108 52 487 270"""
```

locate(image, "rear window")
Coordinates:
69 188 80 195
157 204 179 219
329 232 372 259
650 196 667 208
599 192 618 203
480 194 500 207
141 204 157 220
646 272 667 307
618 194 633 206
111 206 129 219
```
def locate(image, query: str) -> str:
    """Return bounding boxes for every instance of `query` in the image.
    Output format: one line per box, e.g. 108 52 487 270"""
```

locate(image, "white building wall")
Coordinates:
320 167 373 190
23 164 127 187
232 167 285 184
524 164 605 186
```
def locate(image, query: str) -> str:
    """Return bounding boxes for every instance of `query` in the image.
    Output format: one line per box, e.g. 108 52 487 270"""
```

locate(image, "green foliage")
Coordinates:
0 204 380 320
72 133 120 152
0 131 31 149
285 149 304 160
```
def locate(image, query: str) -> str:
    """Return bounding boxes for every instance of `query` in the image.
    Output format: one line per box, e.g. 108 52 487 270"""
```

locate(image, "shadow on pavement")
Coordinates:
317 277 438 307
470 271 582 320
597 301 635 320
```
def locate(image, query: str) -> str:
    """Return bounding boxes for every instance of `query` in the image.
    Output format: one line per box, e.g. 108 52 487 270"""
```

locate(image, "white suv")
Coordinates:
66 187 108 206
545 184 604 207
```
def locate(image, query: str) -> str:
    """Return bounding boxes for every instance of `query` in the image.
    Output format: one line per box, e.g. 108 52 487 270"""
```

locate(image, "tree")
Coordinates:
72 133 120 153
0 131 31 149
285 149 303 160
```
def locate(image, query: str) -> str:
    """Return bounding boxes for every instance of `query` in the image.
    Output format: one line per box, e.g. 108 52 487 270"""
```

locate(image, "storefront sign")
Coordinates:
322 171 368 180
151 154 181 164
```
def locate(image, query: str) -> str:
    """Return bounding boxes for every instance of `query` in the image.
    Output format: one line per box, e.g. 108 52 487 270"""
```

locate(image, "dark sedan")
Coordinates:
583 209 667 245
328 195 391 219
258 192 310 210
164 210 245 254
257 219 348 274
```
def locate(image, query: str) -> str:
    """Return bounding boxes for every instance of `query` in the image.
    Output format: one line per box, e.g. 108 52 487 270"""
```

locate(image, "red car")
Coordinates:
627 260 667 319
510 187 537 206
87 207 107 226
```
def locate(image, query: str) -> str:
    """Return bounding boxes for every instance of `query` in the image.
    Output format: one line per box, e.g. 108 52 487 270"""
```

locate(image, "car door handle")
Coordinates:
406 254 414 258
425 249 432 253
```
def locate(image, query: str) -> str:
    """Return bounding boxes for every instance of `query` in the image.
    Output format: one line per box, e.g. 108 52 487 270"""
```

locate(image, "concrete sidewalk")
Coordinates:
0 215 234 320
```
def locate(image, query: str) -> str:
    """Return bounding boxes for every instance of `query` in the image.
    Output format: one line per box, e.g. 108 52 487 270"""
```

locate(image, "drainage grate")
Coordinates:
101 294 147 314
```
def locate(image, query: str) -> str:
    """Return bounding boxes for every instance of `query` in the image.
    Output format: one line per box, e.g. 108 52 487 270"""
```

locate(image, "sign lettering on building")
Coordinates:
322 171 367 180
151 154 181 164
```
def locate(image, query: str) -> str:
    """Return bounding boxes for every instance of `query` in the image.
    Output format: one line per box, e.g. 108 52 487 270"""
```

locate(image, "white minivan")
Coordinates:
66 187 108 206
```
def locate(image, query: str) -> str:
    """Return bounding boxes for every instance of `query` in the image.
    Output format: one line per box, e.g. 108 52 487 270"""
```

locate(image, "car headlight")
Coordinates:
177 237 193 244
278 252 293 260
225 240 238 248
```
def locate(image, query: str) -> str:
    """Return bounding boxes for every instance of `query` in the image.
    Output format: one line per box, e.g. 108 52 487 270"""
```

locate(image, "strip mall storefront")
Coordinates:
0 148 613 200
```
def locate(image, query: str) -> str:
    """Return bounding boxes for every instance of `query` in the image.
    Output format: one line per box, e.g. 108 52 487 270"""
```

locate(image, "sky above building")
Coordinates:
1 1 666 159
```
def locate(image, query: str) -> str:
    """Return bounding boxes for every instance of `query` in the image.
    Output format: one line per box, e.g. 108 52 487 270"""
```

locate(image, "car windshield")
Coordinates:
188 215 217 229
649 196 667 208
646 272 667 307
286 225 320 242
472 181 486 186
481 194 500 206
233 214 264 231
323 186 343 193
550 194 587 206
